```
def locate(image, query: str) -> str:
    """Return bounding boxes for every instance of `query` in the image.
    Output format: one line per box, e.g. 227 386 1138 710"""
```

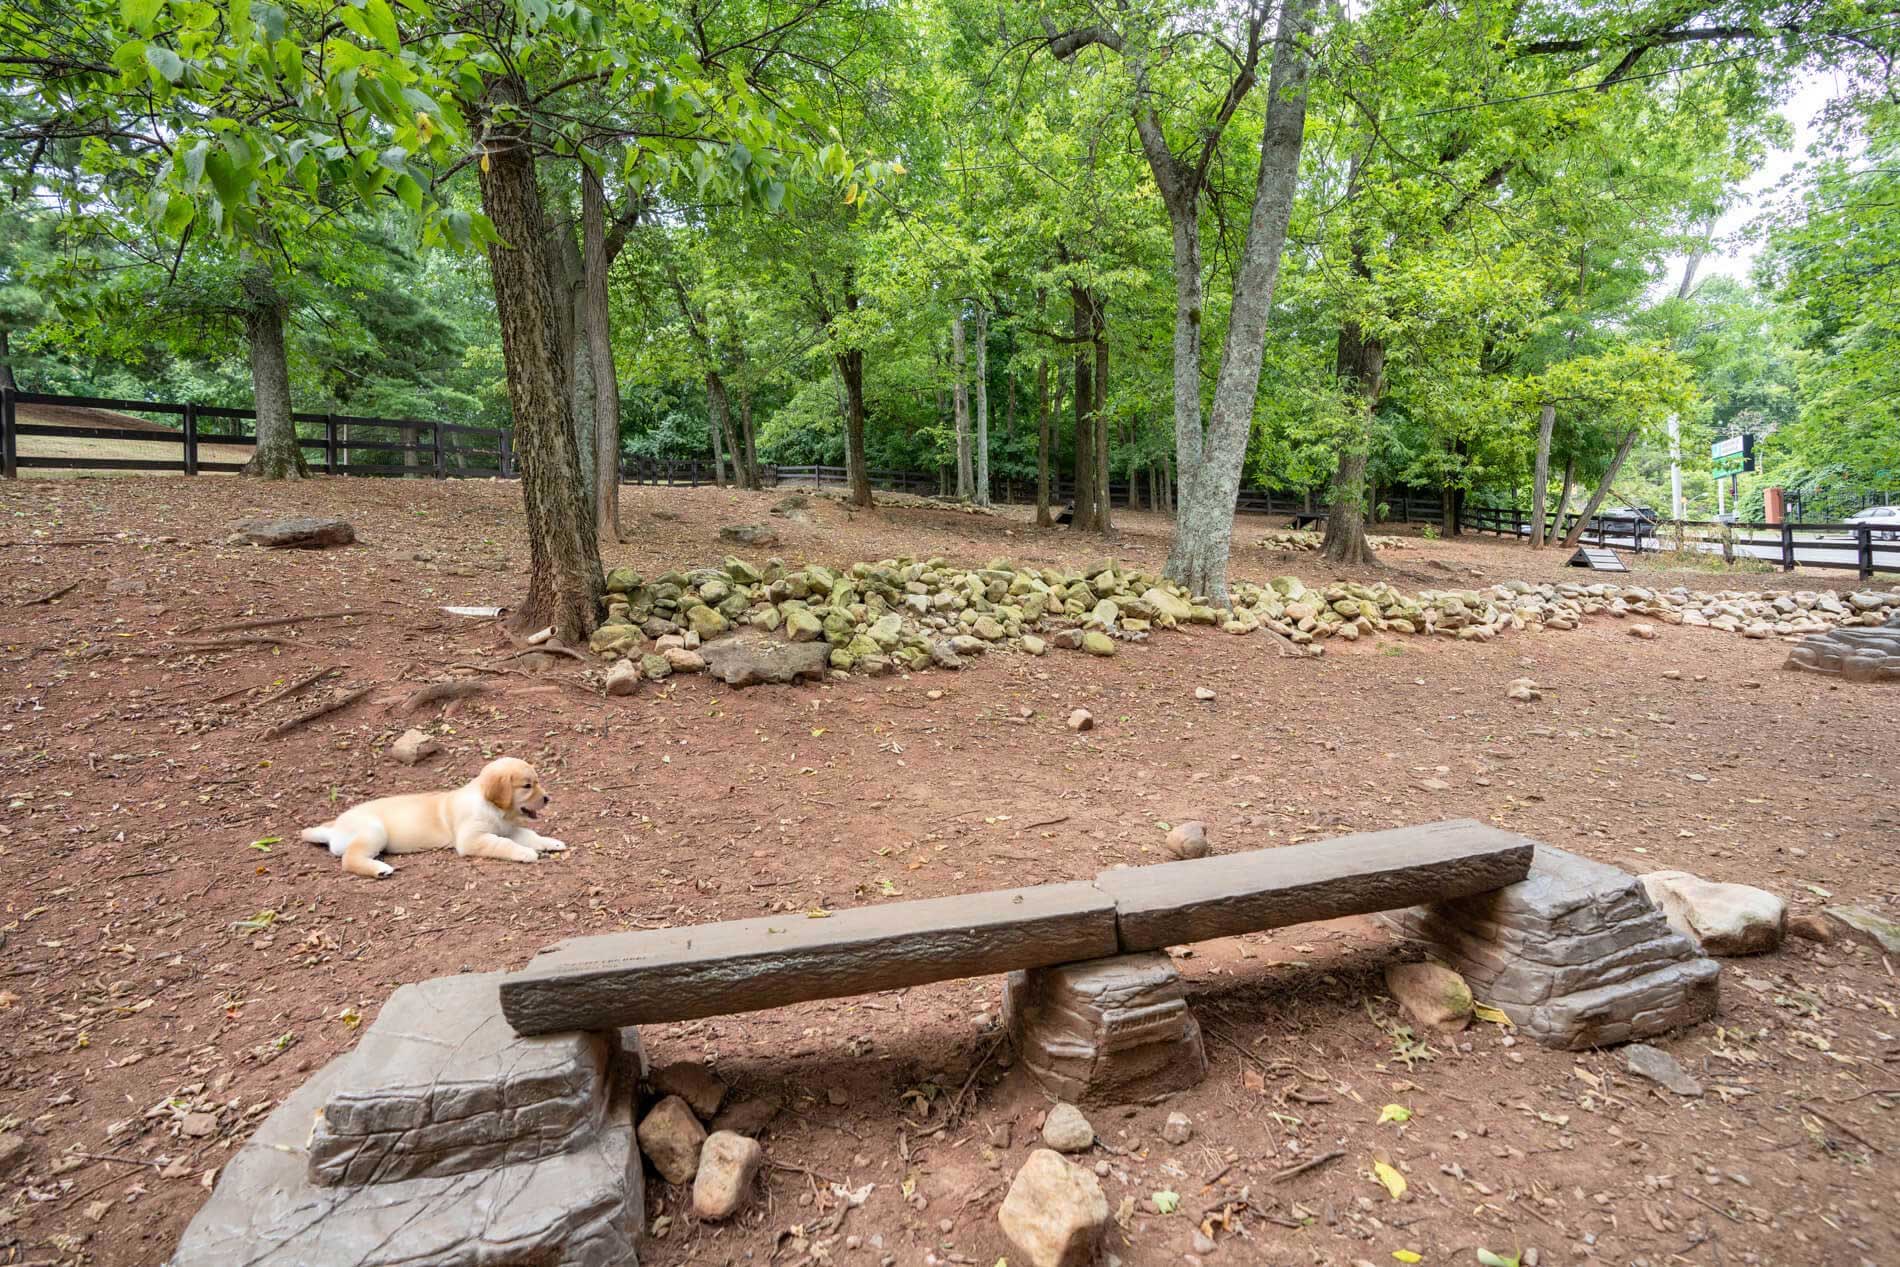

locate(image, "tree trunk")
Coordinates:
1319 319 1385 566
478 76 603 641
1529 401 1556 547
973 302 991 507
1556 454 1576 540
239 263 308 480
1161 0 1316 600
952 310 973 498
581 167 623 540
1561 428 1638 549
0 328 16 391
708 371 735 488
738 382 758 488
1069 284 1098 531
838 346 870 507
1091 309 1112 533
1035 355 1053 527
545 207 597 525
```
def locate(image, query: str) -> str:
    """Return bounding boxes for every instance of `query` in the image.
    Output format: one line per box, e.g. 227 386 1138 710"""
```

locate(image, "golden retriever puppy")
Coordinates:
300 756 565 878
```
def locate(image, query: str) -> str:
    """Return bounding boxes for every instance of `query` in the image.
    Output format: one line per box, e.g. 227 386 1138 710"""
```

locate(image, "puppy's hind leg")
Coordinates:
300 825 335 849
335 823 393 879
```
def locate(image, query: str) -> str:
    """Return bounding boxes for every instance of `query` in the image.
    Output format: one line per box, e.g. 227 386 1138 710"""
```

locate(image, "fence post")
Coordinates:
1859 525 1874 581
324 415 338 474
182 402 199 475
1780 521 1794 571
431 422 444 478
1 387 14 479
499 430 513 478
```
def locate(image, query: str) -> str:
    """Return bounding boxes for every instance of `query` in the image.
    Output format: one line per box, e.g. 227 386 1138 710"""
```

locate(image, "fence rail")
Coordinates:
1463 504 1900 580
2 390 514 480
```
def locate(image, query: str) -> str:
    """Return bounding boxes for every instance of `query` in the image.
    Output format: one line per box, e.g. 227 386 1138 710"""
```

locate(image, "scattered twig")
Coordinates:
767 1159 843 1187
67 1151 164 1171
190 609 366 634
1021 814 1070 830
252 666 342 708
20 580 80 606
1681 1188 1744 1224
101 637 287 659
498 644 588 664
947 1034 1007 1123
394 680 493 713
264 685 375 738
1802 1103 1885 1154
1270 1149 1344 1183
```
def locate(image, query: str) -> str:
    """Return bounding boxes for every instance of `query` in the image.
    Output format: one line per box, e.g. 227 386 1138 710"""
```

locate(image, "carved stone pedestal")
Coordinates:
168 974 643 1267
1004 952 1207 1105
1384 846 1719 1050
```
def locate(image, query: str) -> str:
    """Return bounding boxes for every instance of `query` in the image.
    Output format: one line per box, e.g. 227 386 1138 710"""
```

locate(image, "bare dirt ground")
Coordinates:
2 475 1896 1267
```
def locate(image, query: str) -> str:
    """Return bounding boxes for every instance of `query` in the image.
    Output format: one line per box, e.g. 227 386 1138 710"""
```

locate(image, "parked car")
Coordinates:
1845 505 1900 540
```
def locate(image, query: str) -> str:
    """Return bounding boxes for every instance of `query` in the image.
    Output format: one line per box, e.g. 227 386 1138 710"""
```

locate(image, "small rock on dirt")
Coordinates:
180 1112 218 1138
0 1133 31 1177
1623 1044 1703 1097
1384 961 1473 1030
1165 821 1209 860
1640 871 1786 955
1194 687 1216 701
998 1149 1108 1267
1787 913 1837 943
1067 709 1094 732
711 1095 782 1137
1041 1103 1094 1153
719 524 780 547
604 659 641 696
1822 906 1900 956
230 516 356 549
389 728 439 765
1081 631 1117 657
1629 623 1659 639
636 1095 706 1185
651 1061 729 1121
1161 1111 1193 1145
1506 677 1542 702
692 1130 763 1221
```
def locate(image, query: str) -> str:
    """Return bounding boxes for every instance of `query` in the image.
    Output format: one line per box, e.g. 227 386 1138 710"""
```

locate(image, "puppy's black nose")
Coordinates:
543 793 552 802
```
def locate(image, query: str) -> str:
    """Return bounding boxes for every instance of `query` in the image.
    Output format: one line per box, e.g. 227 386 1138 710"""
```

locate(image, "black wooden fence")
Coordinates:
1463 504 1900 579
1 389 511 479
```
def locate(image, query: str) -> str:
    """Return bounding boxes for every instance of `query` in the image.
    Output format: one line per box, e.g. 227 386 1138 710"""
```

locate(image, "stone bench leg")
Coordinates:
1003 952 1207 1105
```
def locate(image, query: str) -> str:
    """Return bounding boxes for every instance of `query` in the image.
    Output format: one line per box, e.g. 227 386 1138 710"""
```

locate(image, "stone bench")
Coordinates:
171 821 1722 1266
500 819 1536 1035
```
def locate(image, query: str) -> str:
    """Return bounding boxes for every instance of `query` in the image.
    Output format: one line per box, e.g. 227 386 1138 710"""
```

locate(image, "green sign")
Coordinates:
1711 434 1753 479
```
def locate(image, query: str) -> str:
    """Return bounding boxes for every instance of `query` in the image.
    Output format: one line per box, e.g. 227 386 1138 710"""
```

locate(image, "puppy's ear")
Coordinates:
477 762 514 811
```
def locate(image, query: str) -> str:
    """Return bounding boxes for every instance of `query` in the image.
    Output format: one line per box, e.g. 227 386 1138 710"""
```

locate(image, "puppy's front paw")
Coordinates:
539 838 568 853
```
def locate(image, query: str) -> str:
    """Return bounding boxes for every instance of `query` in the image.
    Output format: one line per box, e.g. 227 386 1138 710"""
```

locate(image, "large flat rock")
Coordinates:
501 881 1119 1034
307 973 613 1186
168 1049 641 1267
1098 820 1536 952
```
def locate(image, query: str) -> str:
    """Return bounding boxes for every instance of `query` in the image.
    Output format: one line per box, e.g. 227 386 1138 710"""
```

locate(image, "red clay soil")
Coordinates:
1 475 1895 1267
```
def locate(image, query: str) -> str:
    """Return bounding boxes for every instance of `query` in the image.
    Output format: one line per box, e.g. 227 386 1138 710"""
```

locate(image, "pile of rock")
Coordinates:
586 554 1900 686
635 1061 765 1221
1254 528 1408 551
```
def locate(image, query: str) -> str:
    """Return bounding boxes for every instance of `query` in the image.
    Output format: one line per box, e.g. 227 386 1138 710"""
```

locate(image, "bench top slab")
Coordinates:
500 880 1118 1035
1096 819 1536 952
